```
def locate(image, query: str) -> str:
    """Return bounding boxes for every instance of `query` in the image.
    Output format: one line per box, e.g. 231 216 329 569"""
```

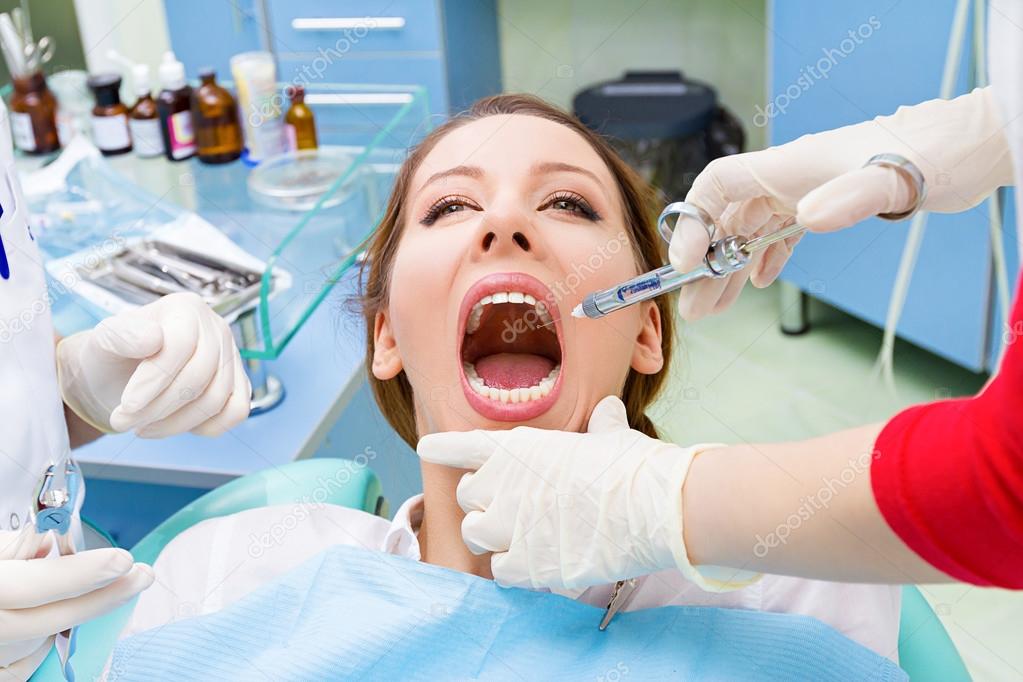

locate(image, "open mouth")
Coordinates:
458 273 564 421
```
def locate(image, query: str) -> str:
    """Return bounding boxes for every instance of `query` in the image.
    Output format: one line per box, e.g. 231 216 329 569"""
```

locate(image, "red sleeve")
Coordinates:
871 273 1023 588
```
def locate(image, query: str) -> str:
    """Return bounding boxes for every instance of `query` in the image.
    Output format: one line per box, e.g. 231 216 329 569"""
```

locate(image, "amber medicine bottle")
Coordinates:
10 71 60 154
156 52 196 161
87 73 132 156
192 68 243 164
284 85 317 151
128 64 163 158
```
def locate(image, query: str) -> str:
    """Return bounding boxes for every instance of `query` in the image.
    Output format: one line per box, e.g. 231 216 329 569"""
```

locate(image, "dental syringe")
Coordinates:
572 222 806 319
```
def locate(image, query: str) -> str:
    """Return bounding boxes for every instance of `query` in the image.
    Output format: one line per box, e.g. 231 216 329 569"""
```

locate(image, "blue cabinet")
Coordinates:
768 0 1017 371
163 0 502 117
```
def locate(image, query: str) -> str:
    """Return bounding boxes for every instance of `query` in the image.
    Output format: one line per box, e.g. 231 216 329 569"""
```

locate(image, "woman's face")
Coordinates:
372 114 664 435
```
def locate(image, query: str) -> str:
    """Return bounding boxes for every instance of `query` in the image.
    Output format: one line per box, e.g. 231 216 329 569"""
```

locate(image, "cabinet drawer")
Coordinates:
276 52 448 113
267 0 441 55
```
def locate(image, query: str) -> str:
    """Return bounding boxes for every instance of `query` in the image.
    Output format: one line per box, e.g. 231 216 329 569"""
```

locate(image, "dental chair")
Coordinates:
31 459 967 681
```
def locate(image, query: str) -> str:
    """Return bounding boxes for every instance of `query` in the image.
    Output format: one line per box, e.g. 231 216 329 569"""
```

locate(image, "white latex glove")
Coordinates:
671 86 1015 320
57 292 251 438
0 529 153 678
417 396 760 592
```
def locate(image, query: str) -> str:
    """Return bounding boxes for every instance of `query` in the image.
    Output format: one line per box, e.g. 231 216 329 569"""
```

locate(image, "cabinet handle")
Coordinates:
291 17 406 31
305 93 415 106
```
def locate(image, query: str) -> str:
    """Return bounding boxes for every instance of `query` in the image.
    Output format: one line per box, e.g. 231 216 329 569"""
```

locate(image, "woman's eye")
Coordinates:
543 192 601 221
420 196 479 225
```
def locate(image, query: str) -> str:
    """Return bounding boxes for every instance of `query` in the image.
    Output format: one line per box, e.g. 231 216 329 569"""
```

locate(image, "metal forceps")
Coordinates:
32 457 82 681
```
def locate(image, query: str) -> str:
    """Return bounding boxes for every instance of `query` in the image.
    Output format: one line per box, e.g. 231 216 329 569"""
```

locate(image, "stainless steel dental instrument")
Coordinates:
73 238 267 320
32 456 82 681
599 578 639 630
573 202 806 319
573 154 927 320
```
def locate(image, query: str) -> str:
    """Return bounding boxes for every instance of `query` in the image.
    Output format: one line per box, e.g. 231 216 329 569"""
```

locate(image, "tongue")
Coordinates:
474 353 555 389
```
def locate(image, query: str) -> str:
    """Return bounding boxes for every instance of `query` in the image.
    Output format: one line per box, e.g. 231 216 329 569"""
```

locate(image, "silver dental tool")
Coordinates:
32 456 82 681
599 578 639 631
573 154 926 320
73 238 267 320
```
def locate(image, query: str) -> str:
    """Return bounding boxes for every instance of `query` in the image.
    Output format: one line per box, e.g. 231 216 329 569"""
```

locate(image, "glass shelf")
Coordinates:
8 80 432 360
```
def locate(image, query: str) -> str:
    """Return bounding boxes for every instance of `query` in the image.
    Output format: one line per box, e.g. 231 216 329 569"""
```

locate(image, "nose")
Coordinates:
480 229 530 253
471 202 543 261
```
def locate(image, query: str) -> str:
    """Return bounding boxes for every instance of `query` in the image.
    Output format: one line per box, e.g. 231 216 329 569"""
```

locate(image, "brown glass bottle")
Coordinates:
156 52 195 161
191 68 243 164
87 74 132 156
10 71 60 155
284 85 317 151
129 64 163 158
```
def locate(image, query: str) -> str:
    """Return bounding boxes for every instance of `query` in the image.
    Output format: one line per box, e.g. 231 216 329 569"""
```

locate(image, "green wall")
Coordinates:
497 0 768 150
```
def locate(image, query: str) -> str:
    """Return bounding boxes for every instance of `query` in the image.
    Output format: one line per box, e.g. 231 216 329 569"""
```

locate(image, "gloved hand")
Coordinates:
417 396 760 591
671 86 1014 320
57 292 251 438
0 529 153 678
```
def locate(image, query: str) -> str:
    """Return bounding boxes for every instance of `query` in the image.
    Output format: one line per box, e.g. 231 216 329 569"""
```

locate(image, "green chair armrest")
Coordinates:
898 585 971 681
131 458 383 564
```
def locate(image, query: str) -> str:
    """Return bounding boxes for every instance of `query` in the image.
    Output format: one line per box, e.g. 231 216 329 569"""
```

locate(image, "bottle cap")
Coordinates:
87 73 124 107
287 84 305 102
131 63 151 96
159 51 186 90
198 66 216 80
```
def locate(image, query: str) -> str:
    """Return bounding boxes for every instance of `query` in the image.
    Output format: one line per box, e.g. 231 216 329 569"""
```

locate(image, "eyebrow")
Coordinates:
422 164 484 188
532 161 602 184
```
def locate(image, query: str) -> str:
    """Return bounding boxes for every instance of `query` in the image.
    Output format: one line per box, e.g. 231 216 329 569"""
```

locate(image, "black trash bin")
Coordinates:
573 70 744 201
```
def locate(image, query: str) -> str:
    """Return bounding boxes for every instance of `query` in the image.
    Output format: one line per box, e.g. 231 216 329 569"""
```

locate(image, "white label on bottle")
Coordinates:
91 113 131 151
129 117 163 157
56 110 72 147
10 111 35 152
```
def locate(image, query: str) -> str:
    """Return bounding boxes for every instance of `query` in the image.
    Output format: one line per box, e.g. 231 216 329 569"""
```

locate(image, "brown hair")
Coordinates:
359 94 673 447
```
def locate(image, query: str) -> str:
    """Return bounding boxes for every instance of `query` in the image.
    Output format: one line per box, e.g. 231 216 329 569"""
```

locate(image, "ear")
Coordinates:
630 301 664 375
372 310 404 380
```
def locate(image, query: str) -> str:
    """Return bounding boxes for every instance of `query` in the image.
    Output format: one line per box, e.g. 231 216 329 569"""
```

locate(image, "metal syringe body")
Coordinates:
577 223 805 319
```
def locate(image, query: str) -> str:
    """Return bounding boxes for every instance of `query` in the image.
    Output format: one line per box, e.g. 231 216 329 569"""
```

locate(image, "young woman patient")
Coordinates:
121 95 900 659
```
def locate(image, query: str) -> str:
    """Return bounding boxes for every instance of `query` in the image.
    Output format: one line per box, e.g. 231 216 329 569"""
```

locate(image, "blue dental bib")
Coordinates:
110 545 906 681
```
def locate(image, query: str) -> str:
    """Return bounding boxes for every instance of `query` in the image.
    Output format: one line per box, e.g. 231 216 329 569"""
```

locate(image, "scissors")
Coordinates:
574 153 927 320
33 456 82 682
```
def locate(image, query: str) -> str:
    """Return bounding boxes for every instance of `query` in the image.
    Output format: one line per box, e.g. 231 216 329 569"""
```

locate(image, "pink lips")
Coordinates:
457 272 564 421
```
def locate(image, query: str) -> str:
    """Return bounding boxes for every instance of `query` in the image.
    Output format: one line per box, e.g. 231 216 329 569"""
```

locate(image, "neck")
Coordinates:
418 462 493 579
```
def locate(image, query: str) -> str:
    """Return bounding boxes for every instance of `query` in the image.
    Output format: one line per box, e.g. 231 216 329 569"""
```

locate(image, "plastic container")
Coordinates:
247 148 358 211
229 51 286 164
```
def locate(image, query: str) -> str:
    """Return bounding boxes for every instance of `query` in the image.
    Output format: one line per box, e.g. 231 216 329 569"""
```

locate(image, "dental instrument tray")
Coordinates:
72 239 267 320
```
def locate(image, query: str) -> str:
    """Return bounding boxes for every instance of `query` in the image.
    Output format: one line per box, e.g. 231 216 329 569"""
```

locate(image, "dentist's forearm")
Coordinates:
681 425 951 584
65 401 104 448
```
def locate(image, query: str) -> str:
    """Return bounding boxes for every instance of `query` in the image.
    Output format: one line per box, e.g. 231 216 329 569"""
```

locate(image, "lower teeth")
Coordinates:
463 362 560 403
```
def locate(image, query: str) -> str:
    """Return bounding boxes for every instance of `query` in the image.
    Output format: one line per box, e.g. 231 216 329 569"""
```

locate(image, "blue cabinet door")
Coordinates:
163 0 263 78
769 0 996 370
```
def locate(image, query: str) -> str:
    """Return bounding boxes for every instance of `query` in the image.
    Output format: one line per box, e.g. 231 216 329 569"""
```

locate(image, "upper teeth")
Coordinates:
466 291 554 335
